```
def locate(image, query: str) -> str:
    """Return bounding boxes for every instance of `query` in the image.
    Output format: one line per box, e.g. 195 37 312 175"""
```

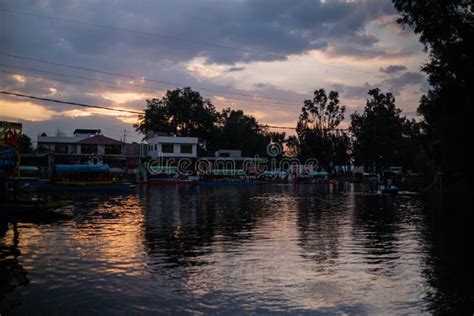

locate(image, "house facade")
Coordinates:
37 129 126 156
147 136 198 158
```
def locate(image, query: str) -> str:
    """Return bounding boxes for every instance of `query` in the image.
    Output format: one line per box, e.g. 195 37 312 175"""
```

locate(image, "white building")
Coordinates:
147 136 198 158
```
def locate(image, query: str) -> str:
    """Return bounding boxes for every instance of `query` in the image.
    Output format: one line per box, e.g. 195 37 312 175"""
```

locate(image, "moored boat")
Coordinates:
36 164 134 191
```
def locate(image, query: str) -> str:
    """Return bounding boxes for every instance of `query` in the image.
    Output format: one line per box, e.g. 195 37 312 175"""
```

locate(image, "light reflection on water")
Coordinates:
0 184 472 314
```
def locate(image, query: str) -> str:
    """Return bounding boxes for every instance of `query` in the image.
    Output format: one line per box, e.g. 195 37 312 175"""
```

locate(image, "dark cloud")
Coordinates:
226 67 246 72
0 0 426 138
1 0 402 66
332 71 427 99
379 64 407 74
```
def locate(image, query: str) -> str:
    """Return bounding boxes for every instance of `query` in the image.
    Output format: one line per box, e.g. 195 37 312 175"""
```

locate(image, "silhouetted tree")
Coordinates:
135 87 218 153
212 108 271 157
296 89 349 168
20 134 33 154
350 88 421 171
393 0 473 190
286 135 300 157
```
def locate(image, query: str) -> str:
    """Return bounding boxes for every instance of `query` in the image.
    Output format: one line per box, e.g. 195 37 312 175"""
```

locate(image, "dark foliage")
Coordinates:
296 89 350 167
393 0 474 190
350 88 422 171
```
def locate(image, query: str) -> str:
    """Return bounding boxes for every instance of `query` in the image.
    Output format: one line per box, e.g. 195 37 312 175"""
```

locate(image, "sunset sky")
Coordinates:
0 0 428 143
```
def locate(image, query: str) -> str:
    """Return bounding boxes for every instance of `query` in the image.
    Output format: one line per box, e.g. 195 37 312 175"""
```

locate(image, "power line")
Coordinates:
0 51 303 104
0 90 143 115
1 90 351 131
1 90 305 130
1 8 377 75
0 64 301 108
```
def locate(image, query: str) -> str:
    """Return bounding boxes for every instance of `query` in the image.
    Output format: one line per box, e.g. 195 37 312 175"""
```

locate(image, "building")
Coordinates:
37 129 124 156
147 135 198 158
215 149 242 158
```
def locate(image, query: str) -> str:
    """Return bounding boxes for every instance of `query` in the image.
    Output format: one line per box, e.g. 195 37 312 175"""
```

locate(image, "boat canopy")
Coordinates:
20 166 39 172
308 171 328 177
109 168 126 174
149 166 178 173
55 164 110 173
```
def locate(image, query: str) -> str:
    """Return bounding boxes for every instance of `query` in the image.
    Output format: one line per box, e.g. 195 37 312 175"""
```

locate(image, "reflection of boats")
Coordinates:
199 169 256 187
380 185 399 195
198 180 256 187
36 164 134 191
144 166 197 184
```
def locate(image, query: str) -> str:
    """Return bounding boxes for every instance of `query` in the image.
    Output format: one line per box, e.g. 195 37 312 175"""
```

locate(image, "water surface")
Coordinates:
1 184 472 314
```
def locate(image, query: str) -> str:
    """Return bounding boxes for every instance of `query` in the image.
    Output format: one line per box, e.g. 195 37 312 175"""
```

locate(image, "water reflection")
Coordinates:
421 194 474 313
0 185 472 313
0 222 29 312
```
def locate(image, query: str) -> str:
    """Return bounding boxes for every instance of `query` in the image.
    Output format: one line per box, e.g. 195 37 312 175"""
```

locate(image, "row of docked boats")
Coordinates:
14 164 336 190
12 163 401 194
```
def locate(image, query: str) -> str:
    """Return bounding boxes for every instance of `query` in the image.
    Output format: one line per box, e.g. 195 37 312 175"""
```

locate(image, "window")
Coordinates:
180 144 193 154
81 144 98 154
105 144 122 155
54 144 68 154
162 144 174 153
155 144 157 151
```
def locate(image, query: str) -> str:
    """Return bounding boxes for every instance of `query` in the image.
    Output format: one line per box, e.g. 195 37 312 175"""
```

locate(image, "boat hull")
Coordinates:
35 183 134 191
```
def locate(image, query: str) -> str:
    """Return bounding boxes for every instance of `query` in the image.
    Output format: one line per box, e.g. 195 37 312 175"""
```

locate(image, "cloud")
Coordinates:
0 0 427 139
1 0 403 66
332 71 426 99
226 67 246 73
379 64 407 74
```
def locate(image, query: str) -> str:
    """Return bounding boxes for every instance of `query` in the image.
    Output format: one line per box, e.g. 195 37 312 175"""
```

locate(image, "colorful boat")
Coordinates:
36 164 134 191
198 169 256 187
143 165 197 184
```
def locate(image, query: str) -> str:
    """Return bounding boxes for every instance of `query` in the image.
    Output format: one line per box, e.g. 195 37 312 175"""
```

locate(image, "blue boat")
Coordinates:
379 185 399 195
36 164 134 191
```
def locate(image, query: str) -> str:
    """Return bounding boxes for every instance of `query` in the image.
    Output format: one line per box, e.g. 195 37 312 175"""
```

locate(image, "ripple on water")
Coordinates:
0 186 462 314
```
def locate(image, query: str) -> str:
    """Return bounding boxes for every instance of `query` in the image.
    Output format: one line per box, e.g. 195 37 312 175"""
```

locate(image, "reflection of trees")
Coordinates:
295 193 345 268
141 185 273 269
0 221 29 305
350 195 401 274
421 196 474 313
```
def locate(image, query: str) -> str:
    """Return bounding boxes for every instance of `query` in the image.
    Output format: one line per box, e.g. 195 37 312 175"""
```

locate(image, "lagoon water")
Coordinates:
1 184 472 314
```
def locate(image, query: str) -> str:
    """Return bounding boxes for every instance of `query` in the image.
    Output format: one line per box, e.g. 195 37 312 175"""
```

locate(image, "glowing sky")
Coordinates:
0 0 428 143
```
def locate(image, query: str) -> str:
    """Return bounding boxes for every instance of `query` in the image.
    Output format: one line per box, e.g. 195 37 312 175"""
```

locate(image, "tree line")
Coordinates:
137 0 473 192
135 86 423 173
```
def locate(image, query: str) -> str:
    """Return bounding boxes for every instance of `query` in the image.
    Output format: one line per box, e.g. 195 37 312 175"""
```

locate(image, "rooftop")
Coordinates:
77 135 123 145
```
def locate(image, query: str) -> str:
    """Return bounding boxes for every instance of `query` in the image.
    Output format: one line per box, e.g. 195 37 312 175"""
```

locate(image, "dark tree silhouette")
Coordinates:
296 89 349 168
350 88 421 171
20 134 33 154
212 108 272 157
134 87 218 153
393 0 473 191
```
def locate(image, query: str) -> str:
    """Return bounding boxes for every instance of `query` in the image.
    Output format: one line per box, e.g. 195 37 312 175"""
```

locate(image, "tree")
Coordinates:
296 89 349 167
350 88 420 171
285 135 300 157
135 87 218 153
212 108 271 157
20 134 33 154
393 0 473 190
